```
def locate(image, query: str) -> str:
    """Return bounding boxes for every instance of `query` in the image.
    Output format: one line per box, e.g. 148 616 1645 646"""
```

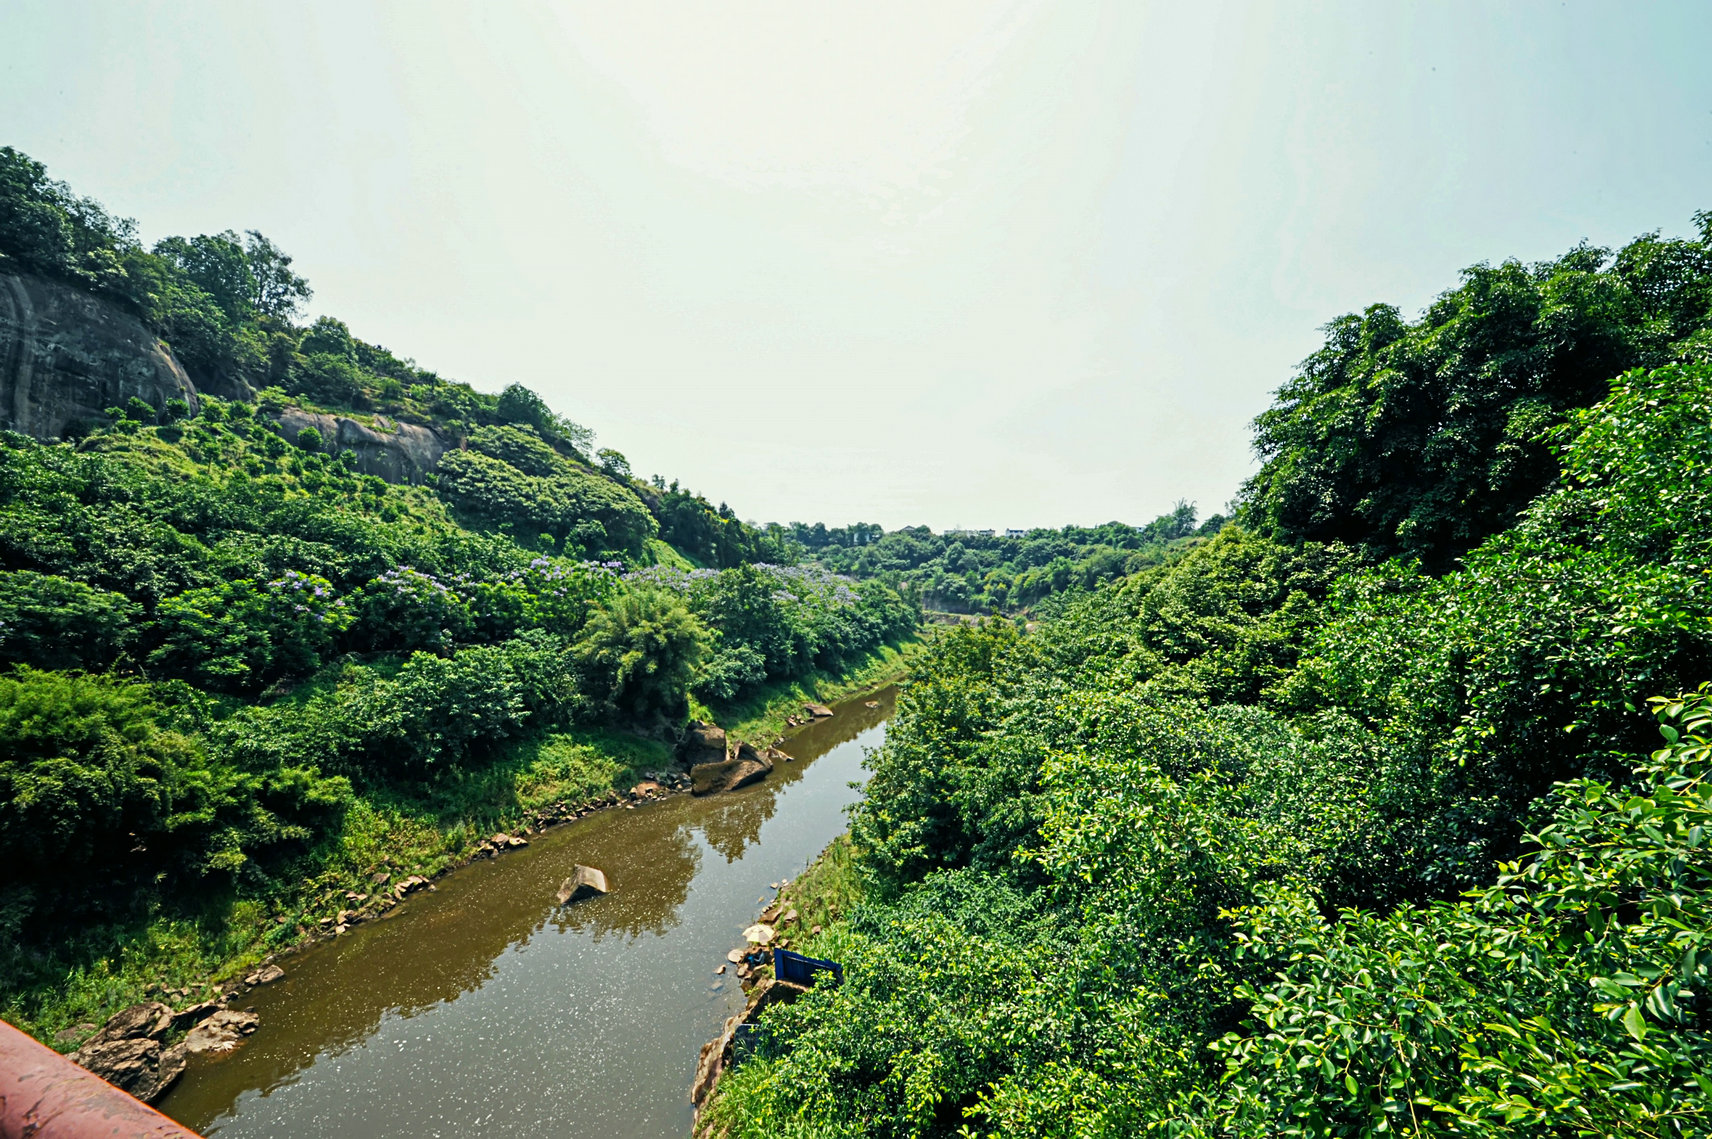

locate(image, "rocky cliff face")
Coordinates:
0 270 199 437
270 406 449 485
0 268 452 484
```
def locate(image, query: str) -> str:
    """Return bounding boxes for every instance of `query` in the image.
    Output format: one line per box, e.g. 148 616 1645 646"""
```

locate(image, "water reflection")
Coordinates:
158 686 894 1139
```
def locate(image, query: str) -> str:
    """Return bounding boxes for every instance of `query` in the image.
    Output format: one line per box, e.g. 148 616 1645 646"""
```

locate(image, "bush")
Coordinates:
573 588 707 723
0 571 138 670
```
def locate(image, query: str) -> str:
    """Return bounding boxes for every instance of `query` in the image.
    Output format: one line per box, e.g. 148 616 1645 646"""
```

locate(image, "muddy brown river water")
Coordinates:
157 688 895 1138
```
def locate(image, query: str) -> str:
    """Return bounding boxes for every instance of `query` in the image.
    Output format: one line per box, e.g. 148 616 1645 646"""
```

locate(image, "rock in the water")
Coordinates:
71 1036 186 1103
691 743 775 796
629 780 664 799
183 1009 260 1055
170 999 220 1030
245 964 285 986
864 700 880 709
395 874 431 897
557 864 609 905
677 720 728 766
804 703 834 719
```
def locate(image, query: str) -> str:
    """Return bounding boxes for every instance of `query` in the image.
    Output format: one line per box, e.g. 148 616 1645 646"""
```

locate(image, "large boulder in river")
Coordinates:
691 742 774 796
182 1009 259 1055
678 720 728 766
804 703 834 720
557 864 609 905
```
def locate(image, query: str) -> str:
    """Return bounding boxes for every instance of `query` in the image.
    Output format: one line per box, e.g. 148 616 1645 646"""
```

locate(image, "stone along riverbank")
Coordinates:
154 687 897 1139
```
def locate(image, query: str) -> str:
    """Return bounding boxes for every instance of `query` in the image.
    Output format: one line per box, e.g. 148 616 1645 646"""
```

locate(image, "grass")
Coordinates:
0 723 673 1051
697 634 927 746
2 631 917 1051
776 834 863 942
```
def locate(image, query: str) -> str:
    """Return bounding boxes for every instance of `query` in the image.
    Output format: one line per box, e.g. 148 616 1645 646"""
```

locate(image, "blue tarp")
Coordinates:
773 948 843 987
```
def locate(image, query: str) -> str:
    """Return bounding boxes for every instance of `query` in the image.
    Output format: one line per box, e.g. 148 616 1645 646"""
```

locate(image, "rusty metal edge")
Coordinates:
0 1018 203 1139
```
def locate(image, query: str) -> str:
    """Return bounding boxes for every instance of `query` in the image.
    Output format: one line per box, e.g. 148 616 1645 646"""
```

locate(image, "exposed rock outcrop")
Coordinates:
71 1036 187 1103
68 999 214 1103
0 269 452 485
691 742 775 796
268 406 449 484
557 864 609 905
182 1009 259 1055
0 271 199 438
678 721 728 767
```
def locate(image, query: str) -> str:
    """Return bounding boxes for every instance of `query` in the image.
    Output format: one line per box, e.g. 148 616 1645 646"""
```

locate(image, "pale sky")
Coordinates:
4 2 1710 530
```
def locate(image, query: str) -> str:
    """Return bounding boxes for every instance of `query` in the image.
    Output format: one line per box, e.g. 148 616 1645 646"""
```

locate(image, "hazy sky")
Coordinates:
4 2 1710 530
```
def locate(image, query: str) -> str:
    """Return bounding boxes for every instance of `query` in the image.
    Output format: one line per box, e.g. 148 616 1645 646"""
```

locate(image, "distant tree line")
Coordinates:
782 505 1224 614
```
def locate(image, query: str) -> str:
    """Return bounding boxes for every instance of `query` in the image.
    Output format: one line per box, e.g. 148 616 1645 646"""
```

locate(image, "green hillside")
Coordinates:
703 215 1712 1138
0 147 919 1045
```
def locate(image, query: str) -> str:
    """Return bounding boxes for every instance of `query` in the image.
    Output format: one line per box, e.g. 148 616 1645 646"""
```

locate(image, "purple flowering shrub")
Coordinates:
352 566 475 651
149 571 353 693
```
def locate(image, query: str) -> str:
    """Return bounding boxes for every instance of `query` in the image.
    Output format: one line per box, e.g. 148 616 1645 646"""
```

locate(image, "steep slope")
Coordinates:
0 269 200 437
0 147 920 1058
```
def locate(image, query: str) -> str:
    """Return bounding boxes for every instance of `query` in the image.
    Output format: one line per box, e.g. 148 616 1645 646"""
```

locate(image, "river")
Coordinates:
157 687 895 1138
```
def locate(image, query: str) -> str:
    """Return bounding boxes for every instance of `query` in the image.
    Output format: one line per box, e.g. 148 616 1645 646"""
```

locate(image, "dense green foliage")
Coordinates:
709 223 1712 1136
1244 217 1712 567
624 563 917 702
0 148 919 1040
792 505 1224 614
0 409 911 942
0 145 788 564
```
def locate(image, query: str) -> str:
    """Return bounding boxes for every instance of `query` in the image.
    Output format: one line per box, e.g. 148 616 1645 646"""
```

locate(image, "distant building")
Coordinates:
1005 528 1028 538
946 528 997 539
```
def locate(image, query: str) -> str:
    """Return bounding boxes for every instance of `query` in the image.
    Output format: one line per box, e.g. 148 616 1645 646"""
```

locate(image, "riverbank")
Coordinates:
699 633 926 747
157 683 903 1137
692 832 869 1134
3 643 923 1059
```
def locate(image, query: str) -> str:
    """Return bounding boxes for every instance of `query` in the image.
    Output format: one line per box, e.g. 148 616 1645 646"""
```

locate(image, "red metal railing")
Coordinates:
0 1019 202 1139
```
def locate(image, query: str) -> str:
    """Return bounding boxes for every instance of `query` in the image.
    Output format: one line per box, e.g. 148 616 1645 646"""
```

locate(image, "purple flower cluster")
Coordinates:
621 564 719 593
374 565 458 598
752 563 860 608
265 570 348 624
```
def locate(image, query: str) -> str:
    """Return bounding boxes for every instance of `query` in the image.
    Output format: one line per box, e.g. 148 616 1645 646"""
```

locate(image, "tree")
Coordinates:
572 588 707 722
1243 225 1712 567
152 231 257 322
596 448 632 481
494 384 595 457
241 230 310 319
